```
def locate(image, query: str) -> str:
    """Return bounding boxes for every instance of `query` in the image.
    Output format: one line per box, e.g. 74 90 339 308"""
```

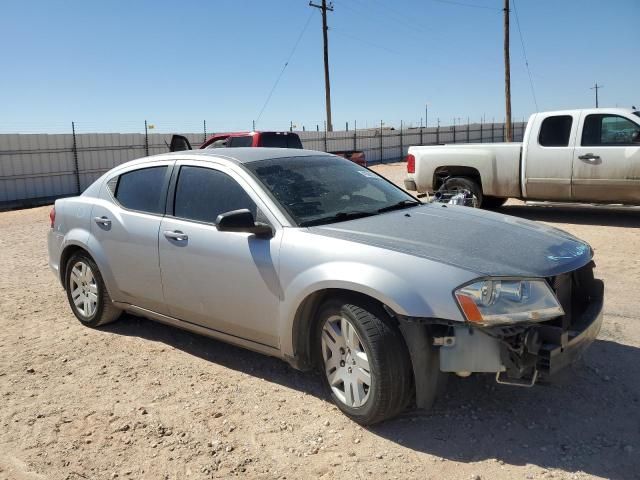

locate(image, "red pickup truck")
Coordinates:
170 131 366 166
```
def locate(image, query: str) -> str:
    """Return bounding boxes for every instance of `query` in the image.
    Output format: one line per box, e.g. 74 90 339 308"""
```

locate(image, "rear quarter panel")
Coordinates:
48 197 95 285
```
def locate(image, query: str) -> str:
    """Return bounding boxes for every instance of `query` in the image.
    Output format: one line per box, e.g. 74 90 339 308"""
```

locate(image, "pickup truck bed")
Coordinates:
407 143 523 199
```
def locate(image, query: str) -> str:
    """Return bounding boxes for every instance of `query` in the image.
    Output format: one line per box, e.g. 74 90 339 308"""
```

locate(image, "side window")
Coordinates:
582 114 640 146
115 166 167 214
538 115 573 147
173 166 257 224
106 176 118 196
205 138 228 149
227 136 253 148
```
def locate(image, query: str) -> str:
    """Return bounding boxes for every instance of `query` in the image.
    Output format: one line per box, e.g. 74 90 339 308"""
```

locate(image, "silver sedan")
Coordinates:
48 148 603 424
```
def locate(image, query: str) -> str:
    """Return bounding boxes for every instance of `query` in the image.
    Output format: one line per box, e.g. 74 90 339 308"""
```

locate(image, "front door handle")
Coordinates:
94 216 111 227
163 230 188 241
578 153 601 162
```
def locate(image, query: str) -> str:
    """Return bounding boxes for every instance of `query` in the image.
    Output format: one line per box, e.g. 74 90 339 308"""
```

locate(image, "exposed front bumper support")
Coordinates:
395 278 603 397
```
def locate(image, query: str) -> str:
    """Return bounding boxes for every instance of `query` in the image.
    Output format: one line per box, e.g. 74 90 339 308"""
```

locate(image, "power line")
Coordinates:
336 1 427 43
350 0 433 36
512 0 538 110
431 0 501 11
330 28 400 55
255 10 316 126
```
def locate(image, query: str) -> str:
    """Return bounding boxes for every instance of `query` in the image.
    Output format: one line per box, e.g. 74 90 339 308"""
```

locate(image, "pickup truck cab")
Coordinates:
405 108 640 208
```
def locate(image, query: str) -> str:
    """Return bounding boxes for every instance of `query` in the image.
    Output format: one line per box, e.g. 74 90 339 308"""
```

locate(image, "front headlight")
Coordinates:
454 278 563 326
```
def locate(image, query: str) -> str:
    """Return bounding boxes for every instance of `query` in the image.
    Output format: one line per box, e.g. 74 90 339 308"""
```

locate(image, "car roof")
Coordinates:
119 148 330 170
538 107 637 117
190 147 326 164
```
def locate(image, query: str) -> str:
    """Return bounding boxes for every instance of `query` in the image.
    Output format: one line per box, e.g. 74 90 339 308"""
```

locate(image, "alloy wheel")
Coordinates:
69 261 98 318
321 314 371 408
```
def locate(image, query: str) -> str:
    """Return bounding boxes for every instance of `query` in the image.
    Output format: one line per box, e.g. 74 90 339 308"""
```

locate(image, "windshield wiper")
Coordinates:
377 199 421 213
301 210 376 227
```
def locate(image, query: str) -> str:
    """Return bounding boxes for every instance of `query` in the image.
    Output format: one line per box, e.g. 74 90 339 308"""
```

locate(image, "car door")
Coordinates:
572 112 640 203
89 161 173 314
158 161 282 347
523 113 578 201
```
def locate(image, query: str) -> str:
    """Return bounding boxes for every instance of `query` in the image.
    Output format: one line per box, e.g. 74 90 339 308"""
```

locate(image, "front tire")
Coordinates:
315 297 413 425
65 252 121 328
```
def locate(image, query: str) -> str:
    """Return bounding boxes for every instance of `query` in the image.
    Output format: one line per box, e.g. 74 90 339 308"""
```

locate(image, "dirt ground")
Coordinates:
1 162 639 480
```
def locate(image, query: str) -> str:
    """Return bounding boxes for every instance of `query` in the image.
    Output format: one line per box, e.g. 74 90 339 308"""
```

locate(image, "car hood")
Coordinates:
308 204 592 277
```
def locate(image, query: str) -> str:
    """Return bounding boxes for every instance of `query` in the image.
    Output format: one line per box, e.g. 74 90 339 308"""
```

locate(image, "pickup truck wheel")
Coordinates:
315 298 413 425
65 252 122 328
439 177 483 208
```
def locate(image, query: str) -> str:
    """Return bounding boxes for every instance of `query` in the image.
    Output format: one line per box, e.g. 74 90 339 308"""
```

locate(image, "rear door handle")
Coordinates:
163 230 188 241
578 153 601 161
94 216 111 227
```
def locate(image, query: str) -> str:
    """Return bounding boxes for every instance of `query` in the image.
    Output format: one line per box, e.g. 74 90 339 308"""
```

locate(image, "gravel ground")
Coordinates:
1 162 639 480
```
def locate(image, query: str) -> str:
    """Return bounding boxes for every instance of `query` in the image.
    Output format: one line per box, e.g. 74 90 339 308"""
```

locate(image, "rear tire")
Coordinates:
65 251 122 328
439 177 483 208
315 297 413 425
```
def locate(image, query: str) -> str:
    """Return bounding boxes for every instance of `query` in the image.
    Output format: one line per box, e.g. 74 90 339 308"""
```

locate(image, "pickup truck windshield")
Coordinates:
246 156 418 227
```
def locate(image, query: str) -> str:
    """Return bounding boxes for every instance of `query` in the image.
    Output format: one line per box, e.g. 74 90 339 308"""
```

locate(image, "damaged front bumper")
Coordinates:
397 265 603 407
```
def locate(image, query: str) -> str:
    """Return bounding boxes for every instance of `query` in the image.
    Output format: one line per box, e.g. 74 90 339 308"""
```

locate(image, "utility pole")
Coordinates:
310 0 334 132
591 83 603 108
503 0 512 142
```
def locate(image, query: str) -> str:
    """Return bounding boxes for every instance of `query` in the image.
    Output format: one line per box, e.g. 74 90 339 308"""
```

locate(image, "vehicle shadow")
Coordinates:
103 316 640 479
498 203 640 228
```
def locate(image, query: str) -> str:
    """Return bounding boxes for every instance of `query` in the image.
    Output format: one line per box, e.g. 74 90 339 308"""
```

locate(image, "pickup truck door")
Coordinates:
572 112 640 203
523 113 578 201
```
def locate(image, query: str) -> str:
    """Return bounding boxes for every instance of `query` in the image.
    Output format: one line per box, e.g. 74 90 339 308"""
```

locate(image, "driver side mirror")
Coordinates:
216 209 273 237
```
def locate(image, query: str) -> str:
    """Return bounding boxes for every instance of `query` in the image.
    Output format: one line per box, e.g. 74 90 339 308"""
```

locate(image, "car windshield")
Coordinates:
245 155 419 227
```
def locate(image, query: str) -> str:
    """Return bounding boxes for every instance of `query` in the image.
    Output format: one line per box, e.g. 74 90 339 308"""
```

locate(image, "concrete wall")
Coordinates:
0 123 526 208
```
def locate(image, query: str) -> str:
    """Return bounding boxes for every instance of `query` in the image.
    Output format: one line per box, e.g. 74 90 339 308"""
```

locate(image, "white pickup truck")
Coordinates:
404 108 640 208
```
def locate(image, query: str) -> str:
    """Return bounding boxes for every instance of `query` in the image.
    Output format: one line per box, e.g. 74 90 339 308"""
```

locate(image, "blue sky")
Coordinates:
1 0 638 133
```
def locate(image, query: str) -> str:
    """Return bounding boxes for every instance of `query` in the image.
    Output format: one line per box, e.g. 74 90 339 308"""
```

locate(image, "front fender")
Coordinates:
277 259 468 358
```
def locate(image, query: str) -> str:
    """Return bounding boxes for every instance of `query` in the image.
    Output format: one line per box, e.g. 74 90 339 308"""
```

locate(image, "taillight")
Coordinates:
49 206 56 228
406 154 415 174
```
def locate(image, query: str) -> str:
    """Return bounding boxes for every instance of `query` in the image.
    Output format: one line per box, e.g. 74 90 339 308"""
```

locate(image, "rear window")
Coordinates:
227 136 253 147
114 166 167 214
259 133 303 149
538 115 573 147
